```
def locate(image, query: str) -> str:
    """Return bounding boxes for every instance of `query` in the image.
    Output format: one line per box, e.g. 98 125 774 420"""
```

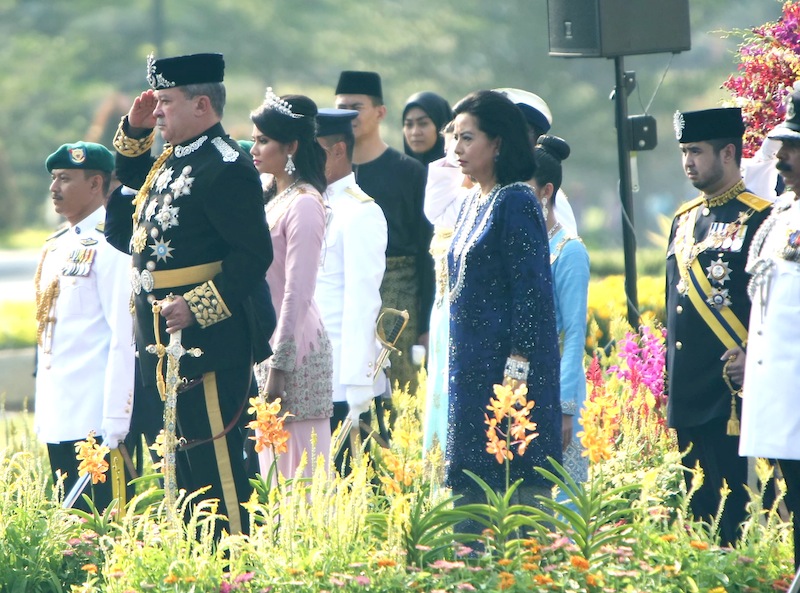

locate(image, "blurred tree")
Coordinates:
0 0 784 239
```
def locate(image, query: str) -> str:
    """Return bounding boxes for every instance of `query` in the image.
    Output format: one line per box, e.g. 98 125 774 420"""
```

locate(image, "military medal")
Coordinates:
154 166 174 193
170 166 195 197
131 268 142 294
706 258 731 284
707 287 731 308
145 199 158 221
131 226 148 253
62 248 95 277
151 238 174 262
140 269 155 293
781 228 800 261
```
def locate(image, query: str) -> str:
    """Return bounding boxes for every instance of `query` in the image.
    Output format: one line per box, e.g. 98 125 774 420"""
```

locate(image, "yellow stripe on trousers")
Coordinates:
202 372 242 534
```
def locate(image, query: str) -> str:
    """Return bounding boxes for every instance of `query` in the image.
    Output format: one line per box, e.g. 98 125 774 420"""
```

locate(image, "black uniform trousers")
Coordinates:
776 459 800 570
172 364 257 537
47 440 113 513
676 418 748 546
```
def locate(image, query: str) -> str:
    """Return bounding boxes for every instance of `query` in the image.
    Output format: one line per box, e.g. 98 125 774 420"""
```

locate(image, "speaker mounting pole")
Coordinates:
613 56 640 328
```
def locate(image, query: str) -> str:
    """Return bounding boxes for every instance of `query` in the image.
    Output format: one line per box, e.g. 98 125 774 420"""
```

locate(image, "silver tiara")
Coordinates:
263 87 303 119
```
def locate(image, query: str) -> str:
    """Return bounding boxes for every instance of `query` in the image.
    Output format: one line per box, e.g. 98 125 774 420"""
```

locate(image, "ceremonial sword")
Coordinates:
331 308 409 460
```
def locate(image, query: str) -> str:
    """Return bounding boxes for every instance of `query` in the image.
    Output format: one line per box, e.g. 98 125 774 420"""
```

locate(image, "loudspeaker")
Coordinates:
547 0 691 58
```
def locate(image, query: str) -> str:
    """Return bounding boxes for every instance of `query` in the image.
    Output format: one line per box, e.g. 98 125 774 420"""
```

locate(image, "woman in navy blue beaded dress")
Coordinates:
446 90 562 507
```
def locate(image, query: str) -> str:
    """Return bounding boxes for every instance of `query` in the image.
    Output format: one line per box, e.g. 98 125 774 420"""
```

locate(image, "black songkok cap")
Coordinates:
768 89 800 141
316 108 359 137
146 53 225 90
335 71 382 100
673 107 745 143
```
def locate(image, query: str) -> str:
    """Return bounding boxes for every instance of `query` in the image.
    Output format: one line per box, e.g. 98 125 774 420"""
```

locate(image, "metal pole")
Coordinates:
153 0 164 58
613 56 640 328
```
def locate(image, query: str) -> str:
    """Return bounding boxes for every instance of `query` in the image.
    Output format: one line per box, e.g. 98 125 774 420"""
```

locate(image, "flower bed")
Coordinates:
0 318 794 592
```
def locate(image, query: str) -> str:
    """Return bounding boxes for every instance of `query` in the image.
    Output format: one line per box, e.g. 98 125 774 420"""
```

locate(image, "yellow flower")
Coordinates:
497 558 513 567
586 573 603 587
377 558 397 568
163 574 178 584
499 571 515 589
247 396 293 454
709 587 727 593
74 432 109 485
690 540 709 550
534 574 554 585
485 383 539 464
81 563 98 574
570 555 590 571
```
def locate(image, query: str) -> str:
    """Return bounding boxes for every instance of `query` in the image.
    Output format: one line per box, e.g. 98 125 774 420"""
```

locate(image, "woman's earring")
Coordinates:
541 197 549 221
285 153 296 176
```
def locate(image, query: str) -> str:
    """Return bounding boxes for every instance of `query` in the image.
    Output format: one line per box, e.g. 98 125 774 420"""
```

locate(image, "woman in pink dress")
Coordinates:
249 89 333 478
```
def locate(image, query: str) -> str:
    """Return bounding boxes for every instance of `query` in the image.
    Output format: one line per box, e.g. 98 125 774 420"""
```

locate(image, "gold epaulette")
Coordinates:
46 226 69 241
674 196 705 217
737 191 772 212
95 222 105 233
344 186 374 203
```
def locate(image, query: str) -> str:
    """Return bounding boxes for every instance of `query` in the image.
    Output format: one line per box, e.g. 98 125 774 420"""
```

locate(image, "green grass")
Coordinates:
0 228 50 250
0 301 36 349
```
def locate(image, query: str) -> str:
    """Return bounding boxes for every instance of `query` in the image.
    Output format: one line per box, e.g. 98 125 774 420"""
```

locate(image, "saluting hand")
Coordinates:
159 296 196 333
128 89 158 131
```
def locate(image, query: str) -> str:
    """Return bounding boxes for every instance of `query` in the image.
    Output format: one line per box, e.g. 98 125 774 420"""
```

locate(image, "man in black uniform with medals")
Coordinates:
106 52 275 535
666 107 771 546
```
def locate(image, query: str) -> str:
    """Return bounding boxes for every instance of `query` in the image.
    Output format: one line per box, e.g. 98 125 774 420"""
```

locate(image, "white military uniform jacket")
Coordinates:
315 173 387 406
739 193 800 460
34 206 135 443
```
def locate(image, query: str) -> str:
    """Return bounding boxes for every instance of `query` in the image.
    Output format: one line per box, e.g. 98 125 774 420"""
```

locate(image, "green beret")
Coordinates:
237 139 254 153
46 142 115 173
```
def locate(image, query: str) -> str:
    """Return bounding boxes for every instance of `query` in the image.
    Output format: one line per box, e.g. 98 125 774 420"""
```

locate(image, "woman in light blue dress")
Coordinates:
530 134 590 485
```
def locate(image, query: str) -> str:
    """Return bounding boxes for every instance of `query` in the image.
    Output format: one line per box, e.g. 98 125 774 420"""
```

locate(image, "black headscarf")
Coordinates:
402 91 453 166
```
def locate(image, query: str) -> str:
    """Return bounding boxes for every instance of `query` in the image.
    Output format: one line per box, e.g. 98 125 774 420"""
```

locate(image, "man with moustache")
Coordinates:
666 108 771 546
35 142 135 512
739 90 800 569
106 53 275 536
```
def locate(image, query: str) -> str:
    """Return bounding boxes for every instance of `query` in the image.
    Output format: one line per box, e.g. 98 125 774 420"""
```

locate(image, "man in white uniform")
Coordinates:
315 108 388 465
35 141 134 510
740 90 800 570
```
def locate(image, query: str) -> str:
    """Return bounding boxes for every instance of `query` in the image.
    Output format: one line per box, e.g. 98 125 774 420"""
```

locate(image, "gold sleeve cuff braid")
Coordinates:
183 280 231 328
113 116 156 157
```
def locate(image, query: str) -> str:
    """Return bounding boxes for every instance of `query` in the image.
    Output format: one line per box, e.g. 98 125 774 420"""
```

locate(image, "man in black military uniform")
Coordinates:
106 52 275 535
666 107 771 546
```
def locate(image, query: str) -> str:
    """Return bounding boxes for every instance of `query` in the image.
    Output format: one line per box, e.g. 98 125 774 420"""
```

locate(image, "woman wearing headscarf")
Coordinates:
402 91 453 166
249 90 333 479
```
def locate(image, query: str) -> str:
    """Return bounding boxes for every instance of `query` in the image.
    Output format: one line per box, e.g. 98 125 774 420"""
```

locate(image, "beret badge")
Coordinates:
146 52 176 90
68 147 86 165
673 111 685 140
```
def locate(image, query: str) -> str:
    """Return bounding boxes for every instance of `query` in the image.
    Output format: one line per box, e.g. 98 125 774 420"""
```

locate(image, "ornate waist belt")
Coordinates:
386 255 415 271
131 260 222 294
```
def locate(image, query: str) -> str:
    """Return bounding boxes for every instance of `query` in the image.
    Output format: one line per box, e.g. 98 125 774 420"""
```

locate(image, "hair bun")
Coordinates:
537 134 570 162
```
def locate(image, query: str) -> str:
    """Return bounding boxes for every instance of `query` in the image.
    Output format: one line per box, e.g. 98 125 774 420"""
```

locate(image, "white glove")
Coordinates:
346 385 375 422
101 417 131 450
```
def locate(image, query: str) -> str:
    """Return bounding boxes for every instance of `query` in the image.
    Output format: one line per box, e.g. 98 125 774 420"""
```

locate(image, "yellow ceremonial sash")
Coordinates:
686 257 748 350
